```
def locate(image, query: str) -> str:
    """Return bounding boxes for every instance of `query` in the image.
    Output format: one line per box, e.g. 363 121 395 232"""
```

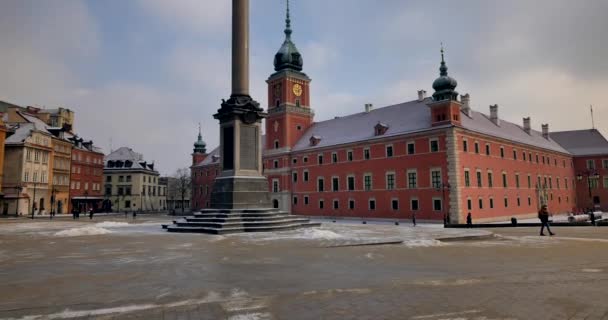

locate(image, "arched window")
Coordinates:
274 140 279 149
295 99 301 108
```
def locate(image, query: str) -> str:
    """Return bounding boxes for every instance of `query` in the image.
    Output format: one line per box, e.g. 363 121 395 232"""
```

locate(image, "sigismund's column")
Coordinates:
210 0 271 209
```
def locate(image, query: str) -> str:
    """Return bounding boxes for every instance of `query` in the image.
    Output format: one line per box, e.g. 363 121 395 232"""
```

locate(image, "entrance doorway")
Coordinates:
272 199 279 209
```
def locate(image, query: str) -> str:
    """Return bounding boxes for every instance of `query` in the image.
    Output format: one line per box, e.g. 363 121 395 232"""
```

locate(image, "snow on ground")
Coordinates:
54 226 113 237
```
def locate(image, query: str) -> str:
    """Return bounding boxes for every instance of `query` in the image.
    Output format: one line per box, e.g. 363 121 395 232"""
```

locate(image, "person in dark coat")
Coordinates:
466 212 472 228
538 205 555 236
412 212 417 227
89 208 94 220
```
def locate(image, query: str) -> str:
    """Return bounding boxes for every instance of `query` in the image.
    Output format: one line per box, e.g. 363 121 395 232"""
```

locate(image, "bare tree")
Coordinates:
173 168 192 214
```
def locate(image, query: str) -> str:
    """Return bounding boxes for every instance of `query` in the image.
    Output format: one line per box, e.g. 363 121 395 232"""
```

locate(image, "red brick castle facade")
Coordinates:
191 8 608 223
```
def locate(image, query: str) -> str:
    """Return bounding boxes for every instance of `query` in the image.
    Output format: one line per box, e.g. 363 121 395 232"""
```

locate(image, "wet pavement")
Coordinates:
0 215 607 319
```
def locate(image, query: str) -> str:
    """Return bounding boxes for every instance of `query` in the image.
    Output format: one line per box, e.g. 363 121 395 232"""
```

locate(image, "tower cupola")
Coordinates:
432 46 458 101
193 124 207 154
273 0 303 72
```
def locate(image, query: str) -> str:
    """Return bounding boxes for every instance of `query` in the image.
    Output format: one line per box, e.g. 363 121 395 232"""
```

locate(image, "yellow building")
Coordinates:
103 147 165 212
50 136 72 214
3 122 53 216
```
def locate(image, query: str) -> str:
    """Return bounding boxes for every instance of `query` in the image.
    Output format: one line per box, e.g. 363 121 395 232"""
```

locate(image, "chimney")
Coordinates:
417 90 427 102
365 103 373 113
523 117 531 134
489 104 500 126
542 124 549 139
460 94 471 117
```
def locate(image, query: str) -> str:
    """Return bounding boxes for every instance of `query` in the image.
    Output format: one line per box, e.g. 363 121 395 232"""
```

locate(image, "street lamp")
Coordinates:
50 187 57 218
31 181 38 219
15 185 23 217
436 182 451 225
577 171 600 209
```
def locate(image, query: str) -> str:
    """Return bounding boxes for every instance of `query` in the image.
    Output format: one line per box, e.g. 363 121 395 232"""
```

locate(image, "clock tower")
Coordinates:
266 0 313 151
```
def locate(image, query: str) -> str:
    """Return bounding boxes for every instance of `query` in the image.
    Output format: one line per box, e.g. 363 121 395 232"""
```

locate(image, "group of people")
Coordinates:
71 208 95 220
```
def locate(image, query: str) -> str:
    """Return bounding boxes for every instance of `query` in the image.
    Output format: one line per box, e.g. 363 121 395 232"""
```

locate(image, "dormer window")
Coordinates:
309 135 321 146
212 155 219 162
374 122 389 136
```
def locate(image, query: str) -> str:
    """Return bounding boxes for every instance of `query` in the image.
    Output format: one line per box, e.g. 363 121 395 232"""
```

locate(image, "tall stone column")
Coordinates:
210 0 271 209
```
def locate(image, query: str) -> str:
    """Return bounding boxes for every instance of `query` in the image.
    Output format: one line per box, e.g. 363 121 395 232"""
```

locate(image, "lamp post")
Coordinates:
577 171 600 209
15 185 23 217
31 182 38 219
50 187 57 218
83 190 89 213
436 182 451 225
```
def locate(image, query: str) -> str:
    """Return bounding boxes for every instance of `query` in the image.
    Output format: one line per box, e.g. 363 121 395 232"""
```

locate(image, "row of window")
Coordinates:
273 169 444 193
32 135 50 147
72 166 102 176
52 174 69 186
587 159 608 170
192 169 218 177
272 139 442 169
70 181 101 191
23 170 48 183
463 170 572 190
54 157 70 170
25 148 50 164
466 194 569 210
292 196 442 212
54 144 71 154
463 138 570 168
105 175 158 184
105 185 167 196
72 152 102 164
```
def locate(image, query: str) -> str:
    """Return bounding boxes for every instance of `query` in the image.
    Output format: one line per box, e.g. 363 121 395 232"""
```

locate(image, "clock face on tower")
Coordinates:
292 83 302 97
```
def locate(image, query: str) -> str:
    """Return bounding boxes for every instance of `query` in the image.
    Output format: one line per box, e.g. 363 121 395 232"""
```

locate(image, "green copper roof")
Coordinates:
432 46 458 101
274 0 303 72
193 124 206 154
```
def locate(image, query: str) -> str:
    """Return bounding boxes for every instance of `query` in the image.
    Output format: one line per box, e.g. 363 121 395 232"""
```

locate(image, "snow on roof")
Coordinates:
460 110 569 154
293 98 437 151
5 123 34 144
104 147 158 172
193 147 220 167
291 98 570 154
550 129 608 156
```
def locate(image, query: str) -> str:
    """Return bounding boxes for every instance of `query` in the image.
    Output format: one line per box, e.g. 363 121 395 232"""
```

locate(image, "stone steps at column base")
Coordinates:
173 218 313 229
165 222 321 235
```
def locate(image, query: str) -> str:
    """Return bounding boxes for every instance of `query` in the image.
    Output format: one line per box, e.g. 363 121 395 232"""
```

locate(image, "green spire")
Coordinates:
284 0 292 39
432 44 458 101
273 0 303 72
439 43 448 76
193 122 206 154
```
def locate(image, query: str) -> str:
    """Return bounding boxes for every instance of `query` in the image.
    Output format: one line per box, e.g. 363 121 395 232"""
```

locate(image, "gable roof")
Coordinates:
550 129 608 156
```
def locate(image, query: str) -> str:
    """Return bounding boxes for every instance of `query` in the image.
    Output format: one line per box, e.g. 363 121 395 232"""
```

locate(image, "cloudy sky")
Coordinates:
1 0 607 175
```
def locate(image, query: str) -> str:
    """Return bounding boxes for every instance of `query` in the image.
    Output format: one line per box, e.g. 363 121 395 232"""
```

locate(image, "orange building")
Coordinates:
191 8 606 223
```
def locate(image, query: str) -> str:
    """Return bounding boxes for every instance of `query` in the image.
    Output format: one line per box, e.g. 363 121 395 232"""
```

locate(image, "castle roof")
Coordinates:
292 98 570 154
550 129 608 156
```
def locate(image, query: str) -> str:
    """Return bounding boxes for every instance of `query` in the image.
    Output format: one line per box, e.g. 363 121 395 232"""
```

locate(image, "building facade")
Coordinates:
0 113 6 213
190 8 604 223
551 129 608 212
103 147 163 213
69 137 105 212
2 121 53 216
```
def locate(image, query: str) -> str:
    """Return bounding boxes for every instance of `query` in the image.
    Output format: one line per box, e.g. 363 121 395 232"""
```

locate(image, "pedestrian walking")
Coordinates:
89 208 94 220
132 211 137 220
538 205 555 236
466 212 472 228
412 212 416 227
